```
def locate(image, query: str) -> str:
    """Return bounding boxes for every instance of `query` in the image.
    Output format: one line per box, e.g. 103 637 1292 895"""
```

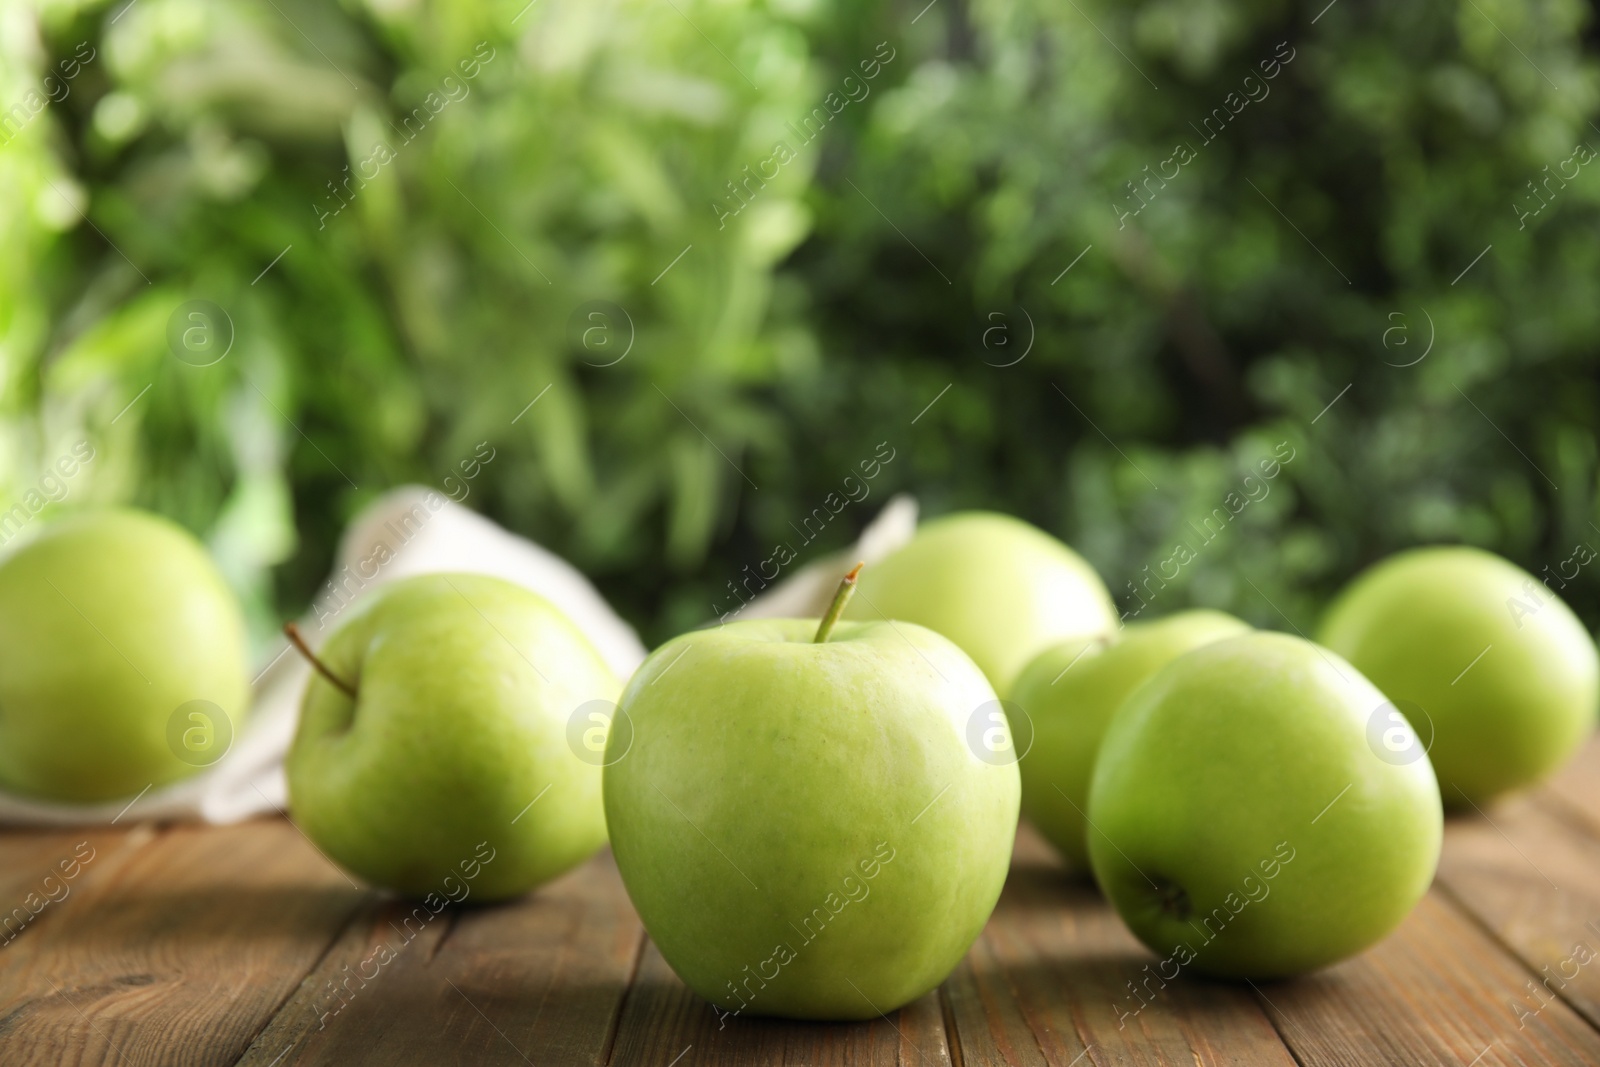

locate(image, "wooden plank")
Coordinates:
1432 791 1600 1034
600 942 722 1067
247 846 643 1066
232 896 386 1067
1247 889 1600 1066
606 938 953 1067
0 824 156 954
946 826 1297 1067
0 817 366 1067
943 942 1049 1067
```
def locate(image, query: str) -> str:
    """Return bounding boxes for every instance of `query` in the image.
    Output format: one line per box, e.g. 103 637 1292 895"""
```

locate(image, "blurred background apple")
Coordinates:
845 511 1116 695
0 509 249 802
1320 547 1599 805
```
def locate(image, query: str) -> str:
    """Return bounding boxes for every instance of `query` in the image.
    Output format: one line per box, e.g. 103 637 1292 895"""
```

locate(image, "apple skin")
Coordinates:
0 509 249 802
604 618 1019 1020
1010 610 1250 871
843 511 1116 696
1317 546 1599 806
287 573 617 900
1088 632 1442 979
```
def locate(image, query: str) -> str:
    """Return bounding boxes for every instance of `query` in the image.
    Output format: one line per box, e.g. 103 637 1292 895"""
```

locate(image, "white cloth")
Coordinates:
0 487 918 826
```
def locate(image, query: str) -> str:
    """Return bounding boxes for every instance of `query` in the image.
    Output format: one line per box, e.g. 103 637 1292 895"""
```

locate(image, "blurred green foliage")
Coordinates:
2 0 1598 653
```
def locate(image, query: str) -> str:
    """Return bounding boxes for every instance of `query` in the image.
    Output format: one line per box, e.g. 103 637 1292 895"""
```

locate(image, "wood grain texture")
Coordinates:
1434 790 1600 1033
1245 889 1600 1066
242 846 643 1067
606 939 954 1067
0 823 155 955
0 818 365 1067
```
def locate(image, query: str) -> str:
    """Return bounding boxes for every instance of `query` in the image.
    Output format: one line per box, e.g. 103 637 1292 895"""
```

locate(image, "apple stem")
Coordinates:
283 622 358 700
813 562 865 644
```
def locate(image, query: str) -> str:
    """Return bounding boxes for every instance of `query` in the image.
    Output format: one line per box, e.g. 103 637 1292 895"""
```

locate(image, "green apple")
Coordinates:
1088 632 1442 979
0 508 249 802
604 571 1019 1021
1010 609 1250 870
1318 546 1598 806
286 573 617 900
844 511 1116 695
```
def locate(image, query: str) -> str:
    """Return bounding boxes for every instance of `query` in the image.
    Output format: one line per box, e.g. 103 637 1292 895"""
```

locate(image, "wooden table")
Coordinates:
6 741 1600 1066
